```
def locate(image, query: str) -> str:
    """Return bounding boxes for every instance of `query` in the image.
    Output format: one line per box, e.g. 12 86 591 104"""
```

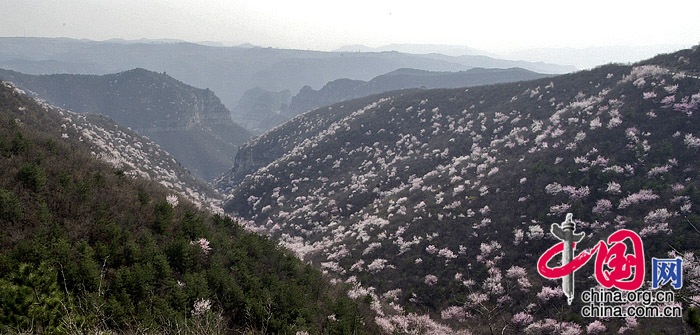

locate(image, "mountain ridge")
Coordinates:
288 67 552 117
236 67 552 134
1 80 223 208
0 37 575 133
335 43 497 57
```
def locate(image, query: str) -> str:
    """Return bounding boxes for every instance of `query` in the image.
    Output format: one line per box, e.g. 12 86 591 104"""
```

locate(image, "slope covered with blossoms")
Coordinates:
218 46 700 333
2 81 223 210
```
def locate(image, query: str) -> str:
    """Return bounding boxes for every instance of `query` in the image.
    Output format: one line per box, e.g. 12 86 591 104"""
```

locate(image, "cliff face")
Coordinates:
0 68 252 181
289 79 366 116
217 146 265 193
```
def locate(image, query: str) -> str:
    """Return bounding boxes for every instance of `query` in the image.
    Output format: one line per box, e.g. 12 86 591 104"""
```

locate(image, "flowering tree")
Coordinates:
191 298 212 317
190 238 212 255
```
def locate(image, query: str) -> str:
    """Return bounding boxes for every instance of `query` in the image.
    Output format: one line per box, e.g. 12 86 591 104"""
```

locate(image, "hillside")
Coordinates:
217 46 700 333
0 68 252 181
1 81 221 209
0 81 373 334
215 91 414 191
288 67 551 117
0 37 575 132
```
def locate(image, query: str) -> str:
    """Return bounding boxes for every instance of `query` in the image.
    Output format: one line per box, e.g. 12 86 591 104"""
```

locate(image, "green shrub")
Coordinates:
0 188 21 222
0 263 66 334
17 162 46 191
153 201 174 233
10 131 30 155
137 189 151 205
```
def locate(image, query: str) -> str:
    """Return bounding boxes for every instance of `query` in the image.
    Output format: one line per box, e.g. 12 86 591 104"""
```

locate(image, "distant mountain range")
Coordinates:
216 46 700 333
337 43 693 70
0 37 575 132
502 44 692 69
232 67 552 133
289 67 552 116
335 43 497 57
0 68 252 181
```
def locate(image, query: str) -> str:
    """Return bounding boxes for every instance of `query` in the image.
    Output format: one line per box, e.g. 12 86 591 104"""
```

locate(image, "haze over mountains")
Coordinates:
0 65 551 176
503 44 693 70
288 67 552 117
337 43 692 70
234 67 552 132
0 37 573 130
335 43 497 57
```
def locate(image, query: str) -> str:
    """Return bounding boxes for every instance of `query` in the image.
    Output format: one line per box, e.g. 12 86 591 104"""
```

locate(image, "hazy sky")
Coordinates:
2 0 699 53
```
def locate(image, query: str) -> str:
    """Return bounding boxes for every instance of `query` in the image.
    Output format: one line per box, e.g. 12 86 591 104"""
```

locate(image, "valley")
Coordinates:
1 38 699 334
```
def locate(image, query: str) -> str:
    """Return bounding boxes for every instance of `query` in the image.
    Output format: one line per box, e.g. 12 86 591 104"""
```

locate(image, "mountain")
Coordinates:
423 53 579 75
289 67 552 117
1 81 221 209
104 38 190 44
335 44 377 53
232 87 292 133
0 81 374 334
0 68 252 181
216 46 700 333
0 37 575 132
228 68 550 133
380 44 492 57
336 43 496 57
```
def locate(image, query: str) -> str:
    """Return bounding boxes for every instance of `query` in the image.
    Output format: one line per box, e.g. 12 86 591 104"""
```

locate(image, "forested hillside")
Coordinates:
218 46 700 333
0 82 374 334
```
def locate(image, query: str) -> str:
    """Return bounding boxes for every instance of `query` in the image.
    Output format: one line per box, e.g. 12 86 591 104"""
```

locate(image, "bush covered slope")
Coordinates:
0 82 373 334
218 46 700 333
